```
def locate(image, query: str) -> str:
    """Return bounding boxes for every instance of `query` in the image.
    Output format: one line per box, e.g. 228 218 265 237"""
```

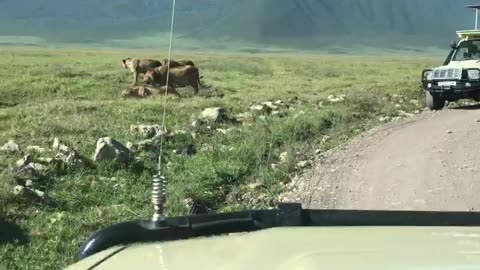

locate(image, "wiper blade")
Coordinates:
77 203 480 261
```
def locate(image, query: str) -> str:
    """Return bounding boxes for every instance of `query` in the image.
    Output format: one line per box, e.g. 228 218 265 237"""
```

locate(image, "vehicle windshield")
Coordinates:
2 1 480 270
452 40 480 61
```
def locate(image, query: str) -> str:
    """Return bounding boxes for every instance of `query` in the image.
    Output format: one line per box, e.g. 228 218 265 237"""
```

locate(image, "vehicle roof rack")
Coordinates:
466 4 480 30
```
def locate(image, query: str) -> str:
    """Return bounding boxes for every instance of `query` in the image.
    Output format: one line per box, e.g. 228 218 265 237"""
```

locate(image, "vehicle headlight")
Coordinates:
468 69 480 80
425 71 433 81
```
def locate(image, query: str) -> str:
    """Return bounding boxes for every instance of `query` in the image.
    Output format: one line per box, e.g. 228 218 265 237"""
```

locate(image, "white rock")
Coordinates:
200 107 228 122
1 140 19 153
16 155 33 167
279 152 289 163
28 163 48 174
93 137 132 164
130 124 165 138
327 95 346 103
297 160 311 169
52 137 70 153
14 185 46 201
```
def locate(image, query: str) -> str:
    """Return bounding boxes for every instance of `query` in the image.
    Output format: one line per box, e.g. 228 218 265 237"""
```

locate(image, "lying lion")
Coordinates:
143 65 210 95
120 86 181 99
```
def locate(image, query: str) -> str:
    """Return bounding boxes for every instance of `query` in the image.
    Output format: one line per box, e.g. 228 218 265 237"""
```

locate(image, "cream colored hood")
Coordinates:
446 60 480 69
66 226 480 270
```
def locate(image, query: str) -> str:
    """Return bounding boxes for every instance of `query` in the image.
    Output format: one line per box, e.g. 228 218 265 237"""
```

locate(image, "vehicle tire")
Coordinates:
425 91 445 110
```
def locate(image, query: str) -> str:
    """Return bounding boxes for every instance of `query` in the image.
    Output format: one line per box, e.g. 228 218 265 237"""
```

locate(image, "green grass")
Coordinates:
0 47 438 269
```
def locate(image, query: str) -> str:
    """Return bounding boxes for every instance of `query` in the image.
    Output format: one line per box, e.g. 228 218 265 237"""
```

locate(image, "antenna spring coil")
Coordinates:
151 174 167 222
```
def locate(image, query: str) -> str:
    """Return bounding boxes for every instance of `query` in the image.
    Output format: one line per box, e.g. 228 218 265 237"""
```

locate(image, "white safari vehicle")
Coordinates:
422 4 480 110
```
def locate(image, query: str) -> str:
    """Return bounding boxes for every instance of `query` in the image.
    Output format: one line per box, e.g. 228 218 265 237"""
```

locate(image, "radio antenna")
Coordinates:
151 0 176 223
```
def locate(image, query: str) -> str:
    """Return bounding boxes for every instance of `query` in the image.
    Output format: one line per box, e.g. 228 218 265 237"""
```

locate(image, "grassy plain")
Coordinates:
0 47 438 269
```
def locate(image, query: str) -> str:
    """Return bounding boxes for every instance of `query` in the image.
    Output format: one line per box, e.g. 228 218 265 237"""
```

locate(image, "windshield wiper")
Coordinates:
77 203 480 261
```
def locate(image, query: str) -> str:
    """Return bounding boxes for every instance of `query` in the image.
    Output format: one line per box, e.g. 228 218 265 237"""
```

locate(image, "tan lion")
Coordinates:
120 86 181 99
160 59 195 68
143 65 209 95
121 58 162 85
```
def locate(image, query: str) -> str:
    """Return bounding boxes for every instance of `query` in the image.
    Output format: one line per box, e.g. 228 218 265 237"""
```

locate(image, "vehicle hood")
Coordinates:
446 60 480 69
66 226 480 270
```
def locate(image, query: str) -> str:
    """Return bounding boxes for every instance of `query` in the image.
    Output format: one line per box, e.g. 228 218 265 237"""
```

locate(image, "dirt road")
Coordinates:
286 106 480 212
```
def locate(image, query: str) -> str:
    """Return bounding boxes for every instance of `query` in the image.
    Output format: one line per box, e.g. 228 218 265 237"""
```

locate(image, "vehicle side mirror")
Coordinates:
450 41 457 50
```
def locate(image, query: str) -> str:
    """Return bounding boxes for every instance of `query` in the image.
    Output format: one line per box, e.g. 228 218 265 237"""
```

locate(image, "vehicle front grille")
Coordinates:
431 68 462 80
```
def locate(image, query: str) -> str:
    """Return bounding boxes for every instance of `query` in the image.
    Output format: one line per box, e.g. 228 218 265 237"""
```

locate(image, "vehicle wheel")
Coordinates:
425 91 445 110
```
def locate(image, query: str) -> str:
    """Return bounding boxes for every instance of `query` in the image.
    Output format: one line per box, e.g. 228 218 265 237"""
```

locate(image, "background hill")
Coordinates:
0 0 478 52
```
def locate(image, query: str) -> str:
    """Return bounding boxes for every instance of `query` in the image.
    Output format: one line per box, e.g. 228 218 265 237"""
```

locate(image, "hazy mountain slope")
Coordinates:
0 0 477 49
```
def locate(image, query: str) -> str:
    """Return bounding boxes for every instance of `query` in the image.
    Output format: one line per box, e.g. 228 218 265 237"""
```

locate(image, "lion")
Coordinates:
143 65 210 95
160 59 196 68
121 58 162 85
120 86 181 99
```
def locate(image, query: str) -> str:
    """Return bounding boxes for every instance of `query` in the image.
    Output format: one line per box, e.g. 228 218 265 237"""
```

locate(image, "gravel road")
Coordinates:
285 106 480 212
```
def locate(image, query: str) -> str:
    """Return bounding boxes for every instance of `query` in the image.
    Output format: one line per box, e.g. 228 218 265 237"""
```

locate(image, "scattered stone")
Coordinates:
126 139 159 152
250 104 272 115
327 95 346 103
476 119 480 123
258 115 267 121
248 182 264 190
279 152 289 163
395 104 402 108
27 145 47 153
216 128 236 135
393 117 402 121
28 163 48 175
447 130 453 134
57 149 85 170
379 116 391 122
11 162 40 181
249 101 289 116
191 119 206 128
126 142 135 151
16 155 33 167
1 140 19 153
93 137 132 164
135 139 158 153
398 110 414 118
175 144 197 156
262 101 279 110
52 137 70 153
410 99 420 107
200 107 228 122
25 180 34 188
296 160 311 169
130 124 165 139
321 136 331 145
236 112 254 126
13 185 46 201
